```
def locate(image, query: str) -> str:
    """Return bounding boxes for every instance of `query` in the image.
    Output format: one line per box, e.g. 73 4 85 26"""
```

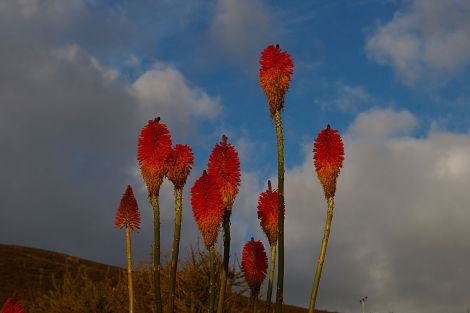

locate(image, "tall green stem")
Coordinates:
125 227 134 313
217 209 231 313
308 197 334 313
169 188 183 313
209 246 216 313
150 193 163 313
264 244 276 313
274 110 285 313
252 293 259 313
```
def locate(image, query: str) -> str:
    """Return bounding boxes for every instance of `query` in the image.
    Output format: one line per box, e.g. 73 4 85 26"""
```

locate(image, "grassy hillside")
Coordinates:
0 243 337 313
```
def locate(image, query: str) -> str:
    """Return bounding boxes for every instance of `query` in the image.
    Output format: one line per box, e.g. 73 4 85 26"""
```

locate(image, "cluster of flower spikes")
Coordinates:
115 185 141 232
207 135 240 210
313 124 345 199
191 170 224 249
257 180 284 246
1 298 25 313
137 117 172 196
241 238 268 295
259 44 294 117
166 144 194 189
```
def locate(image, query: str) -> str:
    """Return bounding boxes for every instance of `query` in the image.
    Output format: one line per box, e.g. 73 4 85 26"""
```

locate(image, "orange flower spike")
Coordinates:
137 117 172 195
208 135 241 210
242 238 268 294
259 44 294 117
115 185 141 232
166 144 195 189
313 124 345 199
257 180 284 246
1 298 25 313
191 170 224 249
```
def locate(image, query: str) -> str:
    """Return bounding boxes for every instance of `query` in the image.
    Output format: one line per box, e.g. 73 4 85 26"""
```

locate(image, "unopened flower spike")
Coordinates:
137 116 172 196
166 144 194 189
208 134 241 210
242 239 268 313
191 170 224 249
115 185 141 232
191 170 224 313
257 180 284 246
259 44 294 117
313 124 345 199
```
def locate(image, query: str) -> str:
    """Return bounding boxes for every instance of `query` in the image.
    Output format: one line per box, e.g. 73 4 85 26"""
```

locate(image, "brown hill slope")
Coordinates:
0 243 337 313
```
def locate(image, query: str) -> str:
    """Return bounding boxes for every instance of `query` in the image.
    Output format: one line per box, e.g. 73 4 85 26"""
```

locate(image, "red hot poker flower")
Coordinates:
191 170 224 249
1 298 25 313
313 124 344 199
115 185 141 232
257 180 284 246
137 117 172 195
242 239 268 295
259 44 294 117
166 144 195 189
207 135 240 210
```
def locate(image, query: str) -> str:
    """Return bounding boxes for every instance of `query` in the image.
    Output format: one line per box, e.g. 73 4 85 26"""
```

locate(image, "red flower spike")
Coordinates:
207 135 241 210
137 117 172 195
115 185 141 232
1 298 25 313
257 180 284 246
241 238 268 295
191 170 224 249
313 124 345 199
166 144 195 189
259 44 294 117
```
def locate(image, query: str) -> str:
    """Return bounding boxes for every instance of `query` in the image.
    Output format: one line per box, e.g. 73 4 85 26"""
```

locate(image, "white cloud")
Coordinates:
233 108 470 312
347 108 417 139
133 63 221 137
366 0 470 86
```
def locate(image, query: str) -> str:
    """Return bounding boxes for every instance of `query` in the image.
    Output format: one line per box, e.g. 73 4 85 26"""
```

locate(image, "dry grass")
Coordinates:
0 243 337 313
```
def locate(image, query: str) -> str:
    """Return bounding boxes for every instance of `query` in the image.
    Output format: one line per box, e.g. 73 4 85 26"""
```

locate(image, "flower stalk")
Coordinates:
209 245 216 313
308 196 334 313
274 110 285 313
150 192 163 312
168 187 183 313
166 144 194 313
259 44 293 313
208 135 240 313
257 180 282 313
266 243 276 313
115 185 141 313
308 124 344 313
191 170 224 313
137 117 172 313
125 227 134 313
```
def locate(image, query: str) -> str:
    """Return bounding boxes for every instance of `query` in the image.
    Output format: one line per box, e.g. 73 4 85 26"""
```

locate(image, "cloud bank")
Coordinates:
366 0 470 86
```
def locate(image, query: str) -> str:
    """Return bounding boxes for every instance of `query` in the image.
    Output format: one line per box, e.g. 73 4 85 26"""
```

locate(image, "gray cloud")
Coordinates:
366 0 470 86
0 0 221 268
209 0 279 69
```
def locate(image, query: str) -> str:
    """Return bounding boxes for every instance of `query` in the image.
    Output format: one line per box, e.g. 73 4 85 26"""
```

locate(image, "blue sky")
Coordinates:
2 0 470 312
